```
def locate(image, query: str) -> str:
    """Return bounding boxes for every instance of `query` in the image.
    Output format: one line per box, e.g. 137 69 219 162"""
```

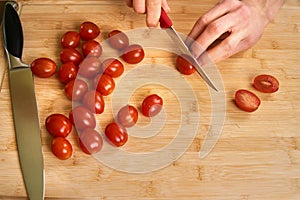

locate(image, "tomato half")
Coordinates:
79 128 103 155
51 137 73 160
101 58 124 78
253 74 279 93
141 94 163 117
121 44 145 64
93 74 115 96
64 79 88 101
61 31 80 48
60 47 83 66
78 56 101 78
176 54 196 75
79 21 100 41
82 90 105 114
235 89 261 112
69 105 96 131
82 40 102 57
108 30 129 50
30 57 57 78
105 122 128 147
117 105 138 128
57 62 78 84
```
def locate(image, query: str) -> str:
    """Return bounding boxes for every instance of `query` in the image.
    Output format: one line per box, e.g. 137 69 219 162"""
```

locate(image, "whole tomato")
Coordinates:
121 44 145 64
117 105 138 128
57 62 78 84
108 30 129 50
105 122 128 147
235 89 261 112
60 47 83 66
79 21 100 41
79 128 103 155
61 31 80 48
141 94 163 117
30 57 56 78
82 40 102 57
93 74 115 96
69 105 96 131
78 56 101 78
51 137 73 160
45 114 72 138
101 58 124 78
176 54 196 75
82 90 105 114
64 79 88 101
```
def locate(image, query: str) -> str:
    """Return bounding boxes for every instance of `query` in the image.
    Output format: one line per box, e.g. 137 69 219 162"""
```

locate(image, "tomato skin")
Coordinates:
235 89 261 112
45 114 72 138
117 105 138 128
82 40 102 57
105 122 128 147
101 58 124 78
51 137 73 160
64 79 88 101
69 105 96 131
253 74 279 93
93 74 115 96
78 56 101 78
31 58 57 78
60 47 83 66
108 30 129 50
57 62 78 84
121 44 145 64
82 90 105 114
142 94 163 117
79 21 100 41
79 128 103 155
61 31 80 48
176 54 196 75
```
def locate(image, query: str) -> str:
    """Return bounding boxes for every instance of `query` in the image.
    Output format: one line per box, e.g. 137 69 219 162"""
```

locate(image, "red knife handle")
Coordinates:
159 8 173 28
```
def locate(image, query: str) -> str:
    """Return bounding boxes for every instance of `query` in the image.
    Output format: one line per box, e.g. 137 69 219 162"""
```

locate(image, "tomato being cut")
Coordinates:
79 128 103 155
108 30 129 50
141 94 163 117
60 47 83 66
93 74 115 96
235 89 261 112
176 54 196 75
79 21 100 41
64 79 88 101
61 31 80 48
105 122 128 147
82 90 105 114
51 137 73 160
78 56 101 78
101 58 124 78
69 105 96 131
253 74 279 93
82 40 102 57
117 105 138 128
45 114 72 138
31 57 56 78
121 44 145 64
57 62 78 84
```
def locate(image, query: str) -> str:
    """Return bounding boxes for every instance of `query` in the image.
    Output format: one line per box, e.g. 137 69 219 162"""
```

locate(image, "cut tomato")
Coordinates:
235 89 261 112
253 74 279 93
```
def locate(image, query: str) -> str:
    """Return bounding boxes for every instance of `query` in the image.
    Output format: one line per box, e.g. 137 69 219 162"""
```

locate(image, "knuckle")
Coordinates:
207 22 222 35
148 0 161 8
197 15 210 26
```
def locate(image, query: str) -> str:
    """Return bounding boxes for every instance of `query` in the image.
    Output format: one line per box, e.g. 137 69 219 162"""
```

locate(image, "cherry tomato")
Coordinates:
82 40 102 57
117 105 138 128
51 137 73 160
108 30 129 50
253 74 279 93
45 114 72 138
60 47 83 66
79 128 103 155
141 94 163 117
64 79 88 101
79 21 100 41
105 122 128 147
69 105 96 131
93 74 115 96
30 57 56 78
78 56 101 78
176 54 196 75
61 31 80 48
101 58 124 78
82 90 105 114
57 62 78 84
121 44 145 64
235 89 261 112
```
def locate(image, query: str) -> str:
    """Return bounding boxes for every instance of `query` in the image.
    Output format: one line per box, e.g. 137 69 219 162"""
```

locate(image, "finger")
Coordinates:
162 0 171 13
146 0 162 27
125 0 133 7
133 0 146 14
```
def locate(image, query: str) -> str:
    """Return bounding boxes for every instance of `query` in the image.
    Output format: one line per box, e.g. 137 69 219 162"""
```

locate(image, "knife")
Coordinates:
159 8 218 91
2 3 44 200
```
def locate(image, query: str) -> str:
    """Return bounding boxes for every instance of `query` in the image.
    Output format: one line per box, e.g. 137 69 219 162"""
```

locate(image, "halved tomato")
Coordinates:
235 89 261 112
253 74 279 93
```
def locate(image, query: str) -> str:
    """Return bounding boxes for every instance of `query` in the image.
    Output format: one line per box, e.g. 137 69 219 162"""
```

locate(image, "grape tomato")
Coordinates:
79 21 100 41
176 54 196 75
253 74 279 93
78 56 101 78
57 62 78 84
93 74 115 96
64 79 88 101
105 122 128 147
60 47 83 66
121 44 145 64
82 90 105 114
45 114 72 138
117 105 138 128
61 31 80 48
235 89 261 112
141 94 163 117
31 57 57 78
82 40 102 57
51 137 73 160
108 30 129 50
101 58 124 78
69 105 96 131
79 128 103 155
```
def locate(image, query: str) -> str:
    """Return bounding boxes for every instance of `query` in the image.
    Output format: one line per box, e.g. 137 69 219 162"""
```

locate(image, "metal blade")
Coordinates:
9 67 44 200
165 27 218 91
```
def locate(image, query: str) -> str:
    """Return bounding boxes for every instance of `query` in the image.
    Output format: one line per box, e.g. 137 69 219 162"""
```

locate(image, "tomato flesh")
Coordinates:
31 58 57 78
79 128 103 155
253 74 279 93
117 105 138 128
142 94 163 117
105 122 128 147
235 89 261 112
51 137 73 160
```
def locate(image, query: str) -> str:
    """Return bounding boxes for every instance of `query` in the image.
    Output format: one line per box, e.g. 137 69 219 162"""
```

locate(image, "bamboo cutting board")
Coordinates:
0 0 300 199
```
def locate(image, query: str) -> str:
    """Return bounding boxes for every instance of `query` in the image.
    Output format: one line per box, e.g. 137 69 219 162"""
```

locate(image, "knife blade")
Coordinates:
159 8 218 91
2 3 44 200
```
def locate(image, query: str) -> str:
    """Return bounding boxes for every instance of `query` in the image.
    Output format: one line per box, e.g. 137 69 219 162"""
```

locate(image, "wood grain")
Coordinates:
0 0 299 199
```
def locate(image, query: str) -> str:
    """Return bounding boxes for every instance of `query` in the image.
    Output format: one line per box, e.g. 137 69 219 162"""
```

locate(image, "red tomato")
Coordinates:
69 105 96 131
30 57 56 78
82 40 102 57
235 89 261 112
82 90 105 114
51 137 73 160
60 47 83 66
45 114 72 138
176 54 196 75
121 44 145 64
78 56 101 78
93 74 115 96
253 74 279 93
117 105 138 128
57 62 78 84
79 21 100 41
108 30 129 50
141 94 163 117
105 122 128 147
64 79 88 101
101 58 124 78
79 128 103 155
61 31 80 48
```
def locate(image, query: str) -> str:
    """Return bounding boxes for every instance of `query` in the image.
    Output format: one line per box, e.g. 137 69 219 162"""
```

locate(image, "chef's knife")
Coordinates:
159 8 218 91
2 3 44 200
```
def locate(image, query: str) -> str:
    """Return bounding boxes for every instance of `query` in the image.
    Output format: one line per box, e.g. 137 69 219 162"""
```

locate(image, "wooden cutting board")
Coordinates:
0 0 300 199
